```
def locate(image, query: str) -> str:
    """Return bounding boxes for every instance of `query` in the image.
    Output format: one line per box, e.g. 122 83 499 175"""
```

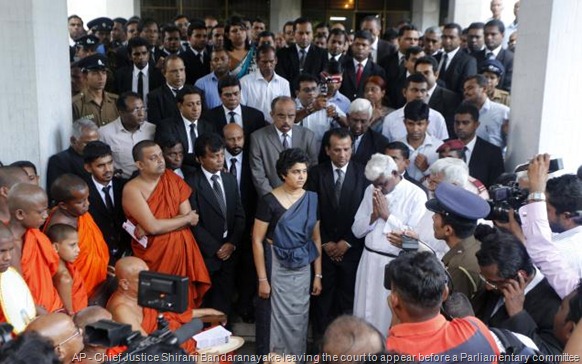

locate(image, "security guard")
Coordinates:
479 59 511 107
75 34 100 60
87 17 113 54
72 54 119 127
425 182 491 301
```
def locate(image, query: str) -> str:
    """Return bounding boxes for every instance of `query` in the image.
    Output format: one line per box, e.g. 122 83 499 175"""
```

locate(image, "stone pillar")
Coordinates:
448 0 490 27
269 0 301 37
505 0 582 172
0 0 71 185
412 0 440 31
67 0 138 22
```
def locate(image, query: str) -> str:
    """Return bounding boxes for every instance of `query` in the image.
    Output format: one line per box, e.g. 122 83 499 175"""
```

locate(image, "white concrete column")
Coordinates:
67 0 138 22
0 0 71 185
412 0 440 31
448 0 491 28
506 0 582 172
269 0 301 37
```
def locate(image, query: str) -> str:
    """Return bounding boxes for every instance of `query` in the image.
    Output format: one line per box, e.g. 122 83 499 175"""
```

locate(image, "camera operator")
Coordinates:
517 154 582 299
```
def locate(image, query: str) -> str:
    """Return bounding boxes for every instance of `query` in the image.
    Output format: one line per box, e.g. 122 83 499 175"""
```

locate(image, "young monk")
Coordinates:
46 223 88 315
7 183 63 312
44 174 110 298
0 166 30 224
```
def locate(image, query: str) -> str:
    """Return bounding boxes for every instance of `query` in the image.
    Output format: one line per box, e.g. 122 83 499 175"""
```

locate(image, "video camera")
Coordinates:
85 271 202 363
485 158 563 222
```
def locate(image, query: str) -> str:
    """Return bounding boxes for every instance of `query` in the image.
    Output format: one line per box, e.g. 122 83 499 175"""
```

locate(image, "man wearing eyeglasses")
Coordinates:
99 92 155 179
26 312 84 363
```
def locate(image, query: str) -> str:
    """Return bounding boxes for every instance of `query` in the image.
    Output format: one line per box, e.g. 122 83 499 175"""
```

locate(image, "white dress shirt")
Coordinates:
225 150 243 188
442 47 460 71
399 134 443 182
464 135 478 164
132 63 150 101
381 105 449 141
240 71 290 123
370 37 379 63
294 98 344 152
182 115 198 153
476 98 510 148
91 176 114 207
201 167 228 237
276 127 293 147
222 105 243 128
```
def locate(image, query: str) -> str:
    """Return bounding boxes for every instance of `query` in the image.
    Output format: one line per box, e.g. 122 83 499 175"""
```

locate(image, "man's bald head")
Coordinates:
0 167 29 195
26 312 84 363
7 183 48 213
322 316 385 364
50 174 88 204
115 256 149 281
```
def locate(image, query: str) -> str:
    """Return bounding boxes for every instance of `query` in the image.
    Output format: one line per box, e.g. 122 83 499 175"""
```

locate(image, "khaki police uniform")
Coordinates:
72 90 119 127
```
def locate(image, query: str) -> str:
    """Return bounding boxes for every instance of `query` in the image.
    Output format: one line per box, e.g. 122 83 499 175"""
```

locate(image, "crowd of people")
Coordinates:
2 0 582 362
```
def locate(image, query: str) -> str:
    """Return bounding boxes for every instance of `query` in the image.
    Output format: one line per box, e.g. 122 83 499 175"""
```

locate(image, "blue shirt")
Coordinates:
328 92 351 114
194 72 221 110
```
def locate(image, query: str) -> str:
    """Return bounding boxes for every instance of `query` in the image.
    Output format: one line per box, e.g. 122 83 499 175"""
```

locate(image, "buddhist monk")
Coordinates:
26 312 85 364
44 174 110 298
107 257 222 353
122 140 210 311
46 223 88 315
0 166 30 223
73 306 113 364
7 183 63 312
0 222 17 323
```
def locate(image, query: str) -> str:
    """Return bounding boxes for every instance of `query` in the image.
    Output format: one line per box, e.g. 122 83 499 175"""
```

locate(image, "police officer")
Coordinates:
72 54 119 127
425 182 491 300
75 35 100 60
87 17 113 54
479 59 510 107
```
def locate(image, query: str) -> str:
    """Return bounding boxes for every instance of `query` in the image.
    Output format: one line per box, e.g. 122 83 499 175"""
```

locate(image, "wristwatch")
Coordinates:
527 192 546 202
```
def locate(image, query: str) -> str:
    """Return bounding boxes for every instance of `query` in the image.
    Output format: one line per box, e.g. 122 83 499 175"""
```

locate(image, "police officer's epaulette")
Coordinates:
72 92 84 102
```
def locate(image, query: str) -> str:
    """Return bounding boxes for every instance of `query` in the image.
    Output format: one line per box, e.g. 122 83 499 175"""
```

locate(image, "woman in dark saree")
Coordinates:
252 148 322 358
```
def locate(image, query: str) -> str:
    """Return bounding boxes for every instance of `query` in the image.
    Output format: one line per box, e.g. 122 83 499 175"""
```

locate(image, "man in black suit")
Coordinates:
181 21 211 86
114 37 164 102
339 30 386 101
275 17 328 94
46 118 99 194
360 16 395 63
158 135 195 180
348 98 389 165
415 56 461 138
473 20 513 92
147 54 186 125
186 133 245 319
436 23 477 96
306 128 369 339
326 28 347 63
202 75 266 142
387 46 426 109
155 86 216 168
454 103 504 187
223 123 257 322
83 141 130 263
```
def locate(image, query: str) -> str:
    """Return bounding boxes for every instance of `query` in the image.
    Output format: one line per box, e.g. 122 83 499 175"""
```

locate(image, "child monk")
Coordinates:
44 174 110 298
46 223 88 315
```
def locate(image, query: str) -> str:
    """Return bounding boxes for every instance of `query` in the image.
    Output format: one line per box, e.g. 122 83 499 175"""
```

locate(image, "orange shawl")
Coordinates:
142 307 196 354
75 213 110 297
65 261 88 313
129 170 211 311
21 229 63 312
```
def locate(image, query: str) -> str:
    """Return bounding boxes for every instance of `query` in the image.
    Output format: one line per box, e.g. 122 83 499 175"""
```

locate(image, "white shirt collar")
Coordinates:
488 44 503 57
353 57 368 69
275 127 293 139
201 166 221 185
445 46 460 59
331 162 349 175
225 150 242 163
296 44 310 56
133 63 149 75
465 135 477 153
370 37 379 50
427 83 437 100
92 175 112 190
182 113 197 126
222 104 242 115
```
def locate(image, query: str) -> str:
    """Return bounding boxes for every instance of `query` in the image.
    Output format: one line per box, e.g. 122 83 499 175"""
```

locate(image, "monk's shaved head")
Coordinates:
132 140 159 162
7 183 48 213
115 256 149 281
26 312 84 363
74 306 113 331
0 222 15 272
50 174 88 203
0 166 29 189
322 315 385 363
0 221 14 241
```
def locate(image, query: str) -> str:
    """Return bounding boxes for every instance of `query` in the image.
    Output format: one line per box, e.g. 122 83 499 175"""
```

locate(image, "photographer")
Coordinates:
517 154 582 299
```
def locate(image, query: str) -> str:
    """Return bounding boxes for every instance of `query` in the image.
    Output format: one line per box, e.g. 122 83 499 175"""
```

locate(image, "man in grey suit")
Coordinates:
250 96 318 197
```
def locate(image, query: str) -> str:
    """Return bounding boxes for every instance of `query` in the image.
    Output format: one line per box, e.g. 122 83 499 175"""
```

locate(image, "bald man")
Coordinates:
26 312 84 363
73 306 113 364
7 184 63 312
0 166 30 223
321 315 385 364
44 174 110 298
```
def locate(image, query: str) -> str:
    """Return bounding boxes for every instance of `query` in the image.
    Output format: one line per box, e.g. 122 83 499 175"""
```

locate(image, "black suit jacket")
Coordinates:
87 177 130 261
339 57 386 101
202 105 267 140
114 65 164 96
155 116 217 167
181 47 212 85
225 152 257 232
428 86 462 138
376 39 396 63
468 137 505 187
306 162 369 262
186 170 245 273
475 278 563 356
275 45 328 95
436 50 477 95
147 85 180 125
352 129 390 165
473 48 514 92
46 147 90 195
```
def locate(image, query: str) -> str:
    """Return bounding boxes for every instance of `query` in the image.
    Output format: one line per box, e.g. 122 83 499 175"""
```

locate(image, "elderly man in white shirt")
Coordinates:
352 153 427 334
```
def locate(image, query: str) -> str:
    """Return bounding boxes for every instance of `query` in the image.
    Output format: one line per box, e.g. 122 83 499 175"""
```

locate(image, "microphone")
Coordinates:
171 318 204 345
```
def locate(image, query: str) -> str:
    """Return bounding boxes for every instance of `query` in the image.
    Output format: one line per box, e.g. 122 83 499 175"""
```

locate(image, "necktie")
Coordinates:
334 169 344 205
189 123 197 152
199 51 204 64
399 56 406 67
439 53 449 74
356 63 364 87
137 71 144 98
211 175 227 231
282 133 289 149
229 111 236 124
229 158 237 178
486 51 495 60
299 49 306 71
102 185 114 212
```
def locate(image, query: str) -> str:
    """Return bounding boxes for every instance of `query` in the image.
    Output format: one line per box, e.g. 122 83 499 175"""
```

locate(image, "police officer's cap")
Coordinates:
426 182 490 221
75 35 100 48
113 17 127 26
479 59 505 77
87 17 114 32
78 54 108 72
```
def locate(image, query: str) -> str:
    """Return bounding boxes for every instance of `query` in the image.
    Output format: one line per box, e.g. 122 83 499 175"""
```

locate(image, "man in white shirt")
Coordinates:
99 92 156 179
382 74 449 142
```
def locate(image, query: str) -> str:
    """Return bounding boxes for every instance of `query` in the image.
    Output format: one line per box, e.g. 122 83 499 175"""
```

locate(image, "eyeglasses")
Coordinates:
479 274 516 290
128 107 147 114
54 327 83 348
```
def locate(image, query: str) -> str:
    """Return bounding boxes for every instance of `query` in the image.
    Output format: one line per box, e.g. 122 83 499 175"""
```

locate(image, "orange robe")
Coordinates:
128 170 211 311
21 229 63 312
65 261 88 313
142 307 196 353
